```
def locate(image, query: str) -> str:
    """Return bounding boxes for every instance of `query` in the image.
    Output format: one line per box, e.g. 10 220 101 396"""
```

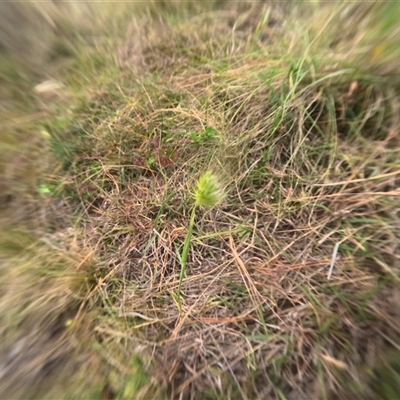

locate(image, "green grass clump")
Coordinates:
1 1 400 399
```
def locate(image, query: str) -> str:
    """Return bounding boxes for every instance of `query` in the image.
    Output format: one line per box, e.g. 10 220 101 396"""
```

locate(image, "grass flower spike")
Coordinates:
194 171 224 208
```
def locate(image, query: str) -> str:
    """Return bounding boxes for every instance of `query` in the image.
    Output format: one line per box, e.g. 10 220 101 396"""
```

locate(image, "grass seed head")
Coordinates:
194 171 225 208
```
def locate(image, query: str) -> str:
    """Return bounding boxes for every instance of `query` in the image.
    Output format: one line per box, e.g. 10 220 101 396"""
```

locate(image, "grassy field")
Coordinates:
1 1 400 399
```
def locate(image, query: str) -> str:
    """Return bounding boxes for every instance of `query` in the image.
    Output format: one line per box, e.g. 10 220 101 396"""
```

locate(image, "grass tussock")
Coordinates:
1 1 400 399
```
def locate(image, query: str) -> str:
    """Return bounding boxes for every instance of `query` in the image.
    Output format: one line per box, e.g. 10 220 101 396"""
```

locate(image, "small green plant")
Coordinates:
38 183 53 195
188 127 217 143
146 154 156 167
175 171 225 312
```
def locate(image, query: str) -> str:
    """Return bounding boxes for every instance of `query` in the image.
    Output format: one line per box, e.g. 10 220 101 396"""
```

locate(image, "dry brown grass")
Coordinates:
1 1 400 399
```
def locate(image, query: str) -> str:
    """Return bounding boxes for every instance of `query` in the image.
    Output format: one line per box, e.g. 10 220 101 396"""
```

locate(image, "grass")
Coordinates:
176 171 225 312
1 1 400 399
